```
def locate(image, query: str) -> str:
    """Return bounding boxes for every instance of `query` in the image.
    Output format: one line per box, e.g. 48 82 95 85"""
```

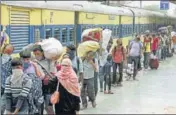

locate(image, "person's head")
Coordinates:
11 57 23 70
161 32 165 36
2 44 14 55
136 35 141 41
32 45 44 61
66 44 76 52
66 44 76 60
63 53 70 59
145 30 150 36
61 58 72 72
116 39 122 46
152 33 156 38
86 51 95 60
107 55 112 62
20 50 32 69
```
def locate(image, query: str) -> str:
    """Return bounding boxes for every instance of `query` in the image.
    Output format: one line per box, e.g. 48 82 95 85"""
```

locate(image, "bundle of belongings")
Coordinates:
78 28 112 63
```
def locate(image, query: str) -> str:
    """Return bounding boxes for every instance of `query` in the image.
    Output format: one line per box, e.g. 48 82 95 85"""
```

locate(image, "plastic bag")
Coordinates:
81 28 103 42
126 63 134 75
38 38 63 60
150 53 157 59
77 41 100 58
99 50 109 67
102 29 112 50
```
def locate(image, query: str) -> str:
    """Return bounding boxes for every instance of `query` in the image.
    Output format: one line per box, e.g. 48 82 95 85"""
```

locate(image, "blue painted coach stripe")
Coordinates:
5 23 163 54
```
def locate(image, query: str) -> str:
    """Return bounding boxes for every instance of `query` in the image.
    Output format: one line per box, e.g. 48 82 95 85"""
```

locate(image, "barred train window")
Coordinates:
45 29 52 39
113 27 116 36
62 28 67 43
82 27 86 32
69 28 74 42
116 27 119 37
34 29 40 42
54 28 60 40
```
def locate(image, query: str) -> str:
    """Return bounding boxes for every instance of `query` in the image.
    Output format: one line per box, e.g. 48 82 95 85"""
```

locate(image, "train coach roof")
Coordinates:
124 7 165 17
2 1 133 16
2 1 169 18
166 13 176 19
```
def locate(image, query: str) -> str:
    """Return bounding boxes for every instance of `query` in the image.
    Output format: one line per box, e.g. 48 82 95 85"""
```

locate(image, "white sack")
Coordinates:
102 29 112 50
99 50 109 67
38 38 63 60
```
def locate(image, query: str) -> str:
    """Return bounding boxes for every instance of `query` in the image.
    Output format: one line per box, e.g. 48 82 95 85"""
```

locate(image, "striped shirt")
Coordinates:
5 74 32 111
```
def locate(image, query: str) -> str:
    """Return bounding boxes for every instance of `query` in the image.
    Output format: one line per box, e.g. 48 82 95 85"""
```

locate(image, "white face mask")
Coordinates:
11 69 23 84
36 56 43 61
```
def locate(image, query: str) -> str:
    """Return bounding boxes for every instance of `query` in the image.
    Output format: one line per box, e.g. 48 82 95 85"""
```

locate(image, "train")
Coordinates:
1 1 176 54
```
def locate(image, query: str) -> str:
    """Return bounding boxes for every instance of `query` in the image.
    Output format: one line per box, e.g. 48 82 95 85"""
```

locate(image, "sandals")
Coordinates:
104 91 114 94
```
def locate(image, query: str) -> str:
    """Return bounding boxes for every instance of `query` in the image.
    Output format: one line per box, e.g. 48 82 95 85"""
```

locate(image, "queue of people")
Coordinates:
1 28 175 115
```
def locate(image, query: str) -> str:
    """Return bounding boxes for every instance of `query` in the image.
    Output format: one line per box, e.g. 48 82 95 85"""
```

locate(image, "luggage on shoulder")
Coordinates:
37 38 64 60
77 41 100 58
81 28 102 42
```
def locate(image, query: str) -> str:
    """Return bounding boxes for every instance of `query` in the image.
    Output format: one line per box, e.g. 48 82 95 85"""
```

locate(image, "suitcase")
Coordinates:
149 59 159 69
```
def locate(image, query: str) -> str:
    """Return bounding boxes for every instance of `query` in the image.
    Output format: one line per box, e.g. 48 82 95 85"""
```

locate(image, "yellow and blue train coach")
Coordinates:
1 1 176 55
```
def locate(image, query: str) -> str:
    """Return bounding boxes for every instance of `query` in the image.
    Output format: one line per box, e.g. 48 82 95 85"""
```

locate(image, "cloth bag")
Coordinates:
77 41 100 58
38 38 63 60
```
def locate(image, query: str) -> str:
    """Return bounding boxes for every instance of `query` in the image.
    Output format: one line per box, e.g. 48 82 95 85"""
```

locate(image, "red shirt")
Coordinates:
152 37 159 51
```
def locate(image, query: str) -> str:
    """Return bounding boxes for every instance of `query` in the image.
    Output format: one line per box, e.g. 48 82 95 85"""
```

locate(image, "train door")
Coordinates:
10 9 30 53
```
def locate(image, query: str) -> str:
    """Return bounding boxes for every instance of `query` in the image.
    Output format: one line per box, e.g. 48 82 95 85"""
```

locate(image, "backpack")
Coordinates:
129 41 142 52
24 73 44 114
113 46 125 63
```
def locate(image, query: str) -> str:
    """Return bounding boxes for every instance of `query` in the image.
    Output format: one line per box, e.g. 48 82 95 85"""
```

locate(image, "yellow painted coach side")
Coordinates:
78 12 119 25
121 16 133 24
30 9 42 25
139 17 150 24
2 5 10 25
42 9 75 25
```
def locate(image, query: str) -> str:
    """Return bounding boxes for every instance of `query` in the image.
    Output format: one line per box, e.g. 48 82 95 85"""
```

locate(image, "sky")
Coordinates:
124 1 176 9
124 1 176 14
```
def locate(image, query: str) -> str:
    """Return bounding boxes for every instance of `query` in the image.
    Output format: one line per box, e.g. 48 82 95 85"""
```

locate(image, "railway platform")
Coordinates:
80 55 176 114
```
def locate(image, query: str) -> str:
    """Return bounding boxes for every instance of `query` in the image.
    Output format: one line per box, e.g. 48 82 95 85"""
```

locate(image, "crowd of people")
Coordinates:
1 27 176 115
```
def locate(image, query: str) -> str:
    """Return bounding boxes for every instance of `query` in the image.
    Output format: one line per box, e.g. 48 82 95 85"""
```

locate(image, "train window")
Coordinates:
45 29 52 39
82 27 86 32
61 28 67 43
113 27 116 36
54 28 60 40
116 27 119 37
34 29 40 42
122 26 125 36
128 26 130 35
69 28 74 42
125 26 127 35
86 26 90 29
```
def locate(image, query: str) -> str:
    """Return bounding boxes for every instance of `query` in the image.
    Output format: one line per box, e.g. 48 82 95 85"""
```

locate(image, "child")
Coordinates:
19 50 44 78
103 55 113 94
4 58 32 114
20 50 44 114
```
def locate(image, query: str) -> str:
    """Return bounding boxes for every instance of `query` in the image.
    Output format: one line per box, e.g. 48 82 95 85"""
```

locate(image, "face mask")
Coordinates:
36 56 43 61
23 62 30 69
